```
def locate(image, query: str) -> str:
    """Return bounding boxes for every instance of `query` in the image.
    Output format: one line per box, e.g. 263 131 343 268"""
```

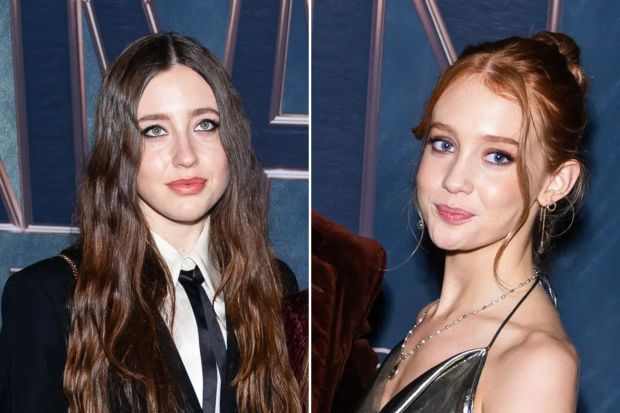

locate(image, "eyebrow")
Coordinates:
190 107 220 118
429 122 518 146
137 107 220 122
429 121 456 134
481 135 519 146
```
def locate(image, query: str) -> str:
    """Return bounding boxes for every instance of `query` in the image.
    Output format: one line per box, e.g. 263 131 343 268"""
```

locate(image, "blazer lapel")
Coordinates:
155 316 240 413
220 317 240 413
60 248 207 413
156 317 203 413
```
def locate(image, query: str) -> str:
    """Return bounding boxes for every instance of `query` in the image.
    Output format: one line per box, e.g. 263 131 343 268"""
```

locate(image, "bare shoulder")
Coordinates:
502 331 578 384
483 330 579 412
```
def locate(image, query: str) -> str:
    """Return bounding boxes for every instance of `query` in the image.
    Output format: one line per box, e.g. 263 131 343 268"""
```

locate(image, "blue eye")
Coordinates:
195 119 219 132
141 125 167 137
429 138 455 153
484 151 514 165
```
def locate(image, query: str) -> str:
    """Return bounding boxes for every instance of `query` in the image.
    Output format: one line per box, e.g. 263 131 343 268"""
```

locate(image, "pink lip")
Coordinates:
166 177 207 195
435 204 475 225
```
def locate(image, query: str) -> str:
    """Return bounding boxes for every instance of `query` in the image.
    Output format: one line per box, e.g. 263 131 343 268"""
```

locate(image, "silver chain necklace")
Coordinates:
388 272 538 380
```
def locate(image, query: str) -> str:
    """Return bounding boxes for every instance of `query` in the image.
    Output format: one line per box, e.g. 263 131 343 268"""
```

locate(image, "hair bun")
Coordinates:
532 31 588 93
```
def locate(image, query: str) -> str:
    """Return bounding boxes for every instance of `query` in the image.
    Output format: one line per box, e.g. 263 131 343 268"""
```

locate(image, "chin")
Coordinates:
428 225 512 253
149 203 206 225
167 210 211 225
429 236 465 251
427 224 474 251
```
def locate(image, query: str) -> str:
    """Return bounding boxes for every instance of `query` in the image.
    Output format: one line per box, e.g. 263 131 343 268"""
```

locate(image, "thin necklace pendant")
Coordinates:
387 272 539 382
388 361 400 380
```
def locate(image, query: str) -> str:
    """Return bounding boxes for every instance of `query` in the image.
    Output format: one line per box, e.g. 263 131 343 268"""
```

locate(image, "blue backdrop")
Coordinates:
313 1 620 411
0 0 308 305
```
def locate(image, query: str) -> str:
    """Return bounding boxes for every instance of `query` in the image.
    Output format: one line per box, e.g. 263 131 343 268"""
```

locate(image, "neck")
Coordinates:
434 233 536 317
145 215 207 255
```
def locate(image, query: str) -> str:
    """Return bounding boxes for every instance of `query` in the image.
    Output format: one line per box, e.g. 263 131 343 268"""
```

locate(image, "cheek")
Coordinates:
136 143 176 203
416 153 432 190
136 160 152 195
478 174 523 220
136 150 166 188
206 143 230 201
218 158 230 193
212 143 229 181
416 153 442 206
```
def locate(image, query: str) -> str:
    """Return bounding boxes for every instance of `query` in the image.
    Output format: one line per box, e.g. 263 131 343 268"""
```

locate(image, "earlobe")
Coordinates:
537 160 581 206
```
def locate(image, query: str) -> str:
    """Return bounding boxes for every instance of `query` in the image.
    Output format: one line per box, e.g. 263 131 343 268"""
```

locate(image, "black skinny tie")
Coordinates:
179 267 227 413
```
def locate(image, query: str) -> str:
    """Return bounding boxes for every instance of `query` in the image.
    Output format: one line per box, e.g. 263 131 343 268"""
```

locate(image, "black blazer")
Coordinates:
0 254 240 413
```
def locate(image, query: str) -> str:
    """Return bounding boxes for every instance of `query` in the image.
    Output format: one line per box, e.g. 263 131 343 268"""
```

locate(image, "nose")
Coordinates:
442 154 474 194
172 132 198 167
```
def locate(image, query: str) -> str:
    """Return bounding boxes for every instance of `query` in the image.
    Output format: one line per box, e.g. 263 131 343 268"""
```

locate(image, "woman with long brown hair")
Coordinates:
0 33 302 413
357 31 587 412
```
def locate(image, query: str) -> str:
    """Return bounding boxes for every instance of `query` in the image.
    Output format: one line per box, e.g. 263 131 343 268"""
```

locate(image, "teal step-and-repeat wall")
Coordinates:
313 1 620 411
0 0 308 298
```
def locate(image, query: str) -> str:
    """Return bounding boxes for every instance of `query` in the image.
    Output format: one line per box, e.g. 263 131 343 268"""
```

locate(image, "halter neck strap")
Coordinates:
487 278 539 349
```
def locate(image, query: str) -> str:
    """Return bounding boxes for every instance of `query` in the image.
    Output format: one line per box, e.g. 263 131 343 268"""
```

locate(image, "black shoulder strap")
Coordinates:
487 279 538 349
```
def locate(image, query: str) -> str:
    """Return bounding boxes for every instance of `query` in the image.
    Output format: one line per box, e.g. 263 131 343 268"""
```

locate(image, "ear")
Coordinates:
537 160 581 206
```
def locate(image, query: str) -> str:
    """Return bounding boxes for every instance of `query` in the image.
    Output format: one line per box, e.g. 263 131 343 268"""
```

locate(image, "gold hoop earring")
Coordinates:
417 212 424 230
552 199 575 238
385 207 425 272
538 202 557 254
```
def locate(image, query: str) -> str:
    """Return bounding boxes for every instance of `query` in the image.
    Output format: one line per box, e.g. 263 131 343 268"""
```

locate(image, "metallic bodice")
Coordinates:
356 346 487 413
356 278 546 413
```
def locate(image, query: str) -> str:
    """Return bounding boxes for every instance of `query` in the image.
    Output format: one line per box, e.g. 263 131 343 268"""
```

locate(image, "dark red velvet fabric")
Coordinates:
311 211 386 413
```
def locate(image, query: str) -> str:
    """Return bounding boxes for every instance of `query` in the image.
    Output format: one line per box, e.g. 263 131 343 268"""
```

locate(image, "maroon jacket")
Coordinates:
311 211 386 413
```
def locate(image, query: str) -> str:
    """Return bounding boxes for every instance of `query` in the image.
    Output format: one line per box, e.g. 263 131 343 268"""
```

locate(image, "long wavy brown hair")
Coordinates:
64 33 302 413
413 31 588 276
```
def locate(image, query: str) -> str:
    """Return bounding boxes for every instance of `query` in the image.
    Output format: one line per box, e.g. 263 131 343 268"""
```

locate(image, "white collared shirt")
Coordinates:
152 219 226 412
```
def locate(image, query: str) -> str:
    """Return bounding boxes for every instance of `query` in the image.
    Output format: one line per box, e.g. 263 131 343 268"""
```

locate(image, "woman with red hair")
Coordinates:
358 31 587 413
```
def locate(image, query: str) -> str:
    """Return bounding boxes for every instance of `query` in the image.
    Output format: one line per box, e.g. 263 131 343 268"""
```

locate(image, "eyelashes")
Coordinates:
140 118 220 138
429 137 455 153
427 136 515 166
141 125 167 138
483 151 514 165
195 119 220 132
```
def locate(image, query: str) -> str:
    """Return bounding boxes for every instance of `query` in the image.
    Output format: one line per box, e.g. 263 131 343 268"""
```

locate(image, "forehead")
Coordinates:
137 64 218 115
432 75 522 141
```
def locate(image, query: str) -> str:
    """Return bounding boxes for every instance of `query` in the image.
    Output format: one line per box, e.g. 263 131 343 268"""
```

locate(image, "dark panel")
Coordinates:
232 0 308 169
268 178 308 288
154 0 229 61
82 11 101 147
369 0 442 348
0 198 8 222
0 0 18 226
311 0 373 233
282 0 309 114
560 2 620 412
91 0 150 62
21 0 76 225
437 0 548 54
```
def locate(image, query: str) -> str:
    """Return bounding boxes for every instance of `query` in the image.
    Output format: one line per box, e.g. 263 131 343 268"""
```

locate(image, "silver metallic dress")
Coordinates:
356 280 540 413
